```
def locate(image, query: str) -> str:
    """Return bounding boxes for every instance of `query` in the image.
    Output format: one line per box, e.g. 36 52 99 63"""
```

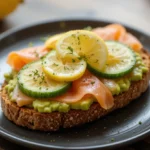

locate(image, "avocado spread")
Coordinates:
4 53 148 113
102 53 148 95
32 98 94 113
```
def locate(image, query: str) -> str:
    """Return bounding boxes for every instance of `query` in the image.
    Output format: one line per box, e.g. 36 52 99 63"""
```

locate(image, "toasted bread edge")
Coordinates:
1 49 150 131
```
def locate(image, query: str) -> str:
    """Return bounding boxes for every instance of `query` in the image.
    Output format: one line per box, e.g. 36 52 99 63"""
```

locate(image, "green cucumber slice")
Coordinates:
88 41 136 78
17 60 71 98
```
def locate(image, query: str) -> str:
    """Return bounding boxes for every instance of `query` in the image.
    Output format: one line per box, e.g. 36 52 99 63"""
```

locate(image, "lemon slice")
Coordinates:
56 30 108 71
45 33 63 49
42 50 86 82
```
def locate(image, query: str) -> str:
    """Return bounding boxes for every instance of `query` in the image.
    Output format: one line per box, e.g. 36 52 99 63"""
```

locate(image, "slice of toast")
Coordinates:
0 49 150 131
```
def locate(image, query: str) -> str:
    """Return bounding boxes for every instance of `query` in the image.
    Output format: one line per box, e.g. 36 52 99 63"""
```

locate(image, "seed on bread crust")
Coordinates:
0 49 150 131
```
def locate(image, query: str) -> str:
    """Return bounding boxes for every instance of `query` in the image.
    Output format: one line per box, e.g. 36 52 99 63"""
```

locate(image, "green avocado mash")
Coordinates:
4 52 148 113
4 71 17 100
102 53 148 95
32 98 94 113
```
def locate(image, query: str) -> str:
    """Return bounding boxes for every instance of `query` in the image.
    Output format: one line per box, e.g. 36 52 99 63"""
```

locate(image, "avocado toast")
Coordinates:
1 24 150 131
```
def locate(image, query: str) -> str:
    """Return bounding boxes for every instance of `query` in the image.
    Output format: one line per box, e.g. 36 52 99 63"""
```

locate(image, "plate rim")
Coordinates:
0 18 149 40
0 125 150 150
0 19 150 150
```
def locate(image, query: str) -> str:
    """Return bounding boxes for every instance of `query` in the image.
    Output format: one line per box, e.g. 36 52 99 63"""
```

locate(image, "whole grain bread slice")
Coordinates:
0 49 150 131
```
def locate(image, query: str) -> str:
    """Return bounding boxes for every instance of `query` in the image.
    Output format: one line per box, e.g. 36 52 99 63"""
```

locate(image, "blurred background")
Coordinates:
0 0 150 34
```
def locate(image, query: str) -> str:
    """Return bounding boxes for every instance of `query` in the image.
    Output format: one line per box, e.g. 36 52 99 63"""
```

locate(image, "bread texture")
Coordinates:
1 49 150 131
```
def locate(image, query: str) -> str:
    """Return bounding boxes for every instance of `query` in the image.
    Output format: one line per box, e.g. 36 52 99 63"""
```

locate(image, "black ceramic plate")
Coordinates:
0 20 150 150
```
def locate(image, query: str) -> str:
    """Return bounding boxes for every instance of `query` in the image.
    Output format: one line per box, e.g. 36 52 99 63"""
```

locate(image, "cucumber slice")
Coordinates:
88 41 136 78
17 60 71 98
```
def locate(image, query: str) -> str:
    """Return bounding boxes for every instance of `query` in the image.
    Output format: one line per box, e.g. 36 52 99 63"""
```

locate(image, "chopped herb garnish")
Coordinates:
78 56 82 60
95 59 99 63
31 70 46 84
82 55 87 61
40 36 49 42
139 121 142 125
34 50 39 58
77 36 80 45
64 66 66 70
40 56 44 60
64 66 68 70
28 42 33 47
53 63 59 66
64 66 70 70
67 46 73 54
72 59 76 63
32 69 39 76
83 26 92 31
91 81 95 85
111 138 115 142
41 74 45 81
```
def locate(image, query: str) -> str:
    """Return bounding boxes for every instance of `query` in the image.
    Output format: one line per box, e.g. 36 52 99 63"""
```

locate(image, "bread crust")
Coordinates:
1 50 150 131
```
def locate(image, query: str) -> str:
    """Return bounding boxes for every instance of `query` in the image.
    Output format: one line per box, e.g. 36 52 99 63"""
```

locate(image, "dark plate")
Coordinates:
0 20 150 150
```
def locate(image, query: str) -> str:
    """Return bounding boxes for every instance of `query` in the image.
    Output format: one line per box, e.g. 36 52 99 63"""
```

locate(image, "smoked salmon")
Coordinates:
12 85 34 107
119 33 143 52
7 46 49 71
53 70 114 110
93 24 143 52
93 24 126 40
7 24 142 71
12 70 114 109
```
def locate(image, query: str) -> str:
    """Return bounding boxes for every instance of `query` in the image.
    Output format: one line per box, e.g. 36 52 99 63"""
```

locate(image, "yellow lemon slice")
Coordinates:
56 30 108 71
45 33 63 49
42 50 86 82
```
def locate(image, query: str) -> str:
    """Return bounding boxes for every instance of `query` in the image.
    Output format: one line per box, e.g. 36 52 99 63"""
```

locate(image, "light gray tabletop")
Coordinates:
1 0 150 35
